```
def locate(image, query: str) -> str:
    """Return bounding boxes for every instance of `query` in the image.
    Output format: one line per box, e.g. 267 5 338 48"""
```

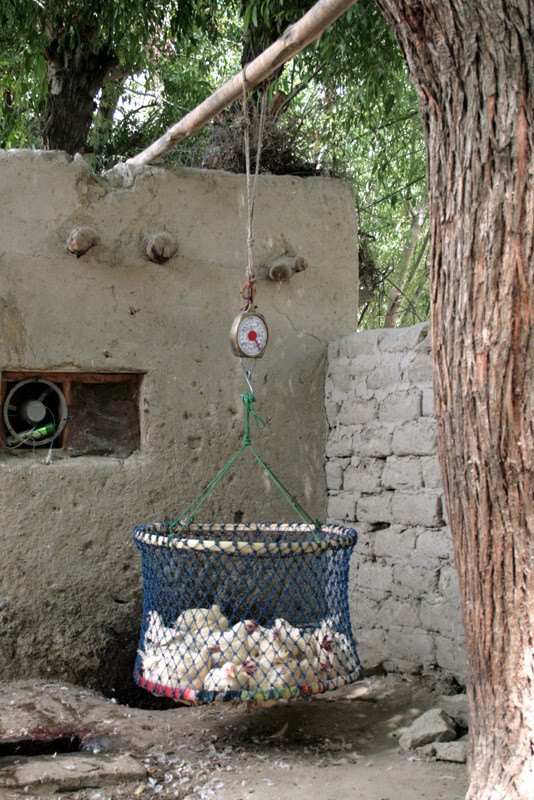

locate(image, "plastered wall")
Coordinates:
0 150 359 696
326 323 467 684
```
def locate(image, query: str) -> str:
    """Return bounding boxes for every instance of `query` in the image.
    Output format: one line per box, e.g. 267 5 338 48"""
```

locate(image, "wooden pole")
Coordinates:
127 0 358 166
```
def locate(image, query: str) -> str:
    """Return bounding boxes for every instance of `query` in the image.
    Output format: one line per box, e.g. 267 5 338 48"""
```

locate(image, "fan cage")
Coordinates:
133 521 362 705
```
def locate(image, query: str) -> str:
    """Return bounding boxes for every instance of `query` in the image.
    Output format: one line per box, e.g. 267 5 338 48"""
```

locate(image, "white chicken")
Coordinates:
230 619 259 638
294 657 326 685
173 603 229 632
245 658 296 692
247 623 271 650
137 646 162 676
249 622 291 664
244 664 273 693
162 645 215 689
181 621 230 650
316 622 337 650
289 630 322 661
166 638 220 663
268 659 301 689
203 661 240 692
272 618 303 647
208 619 258 665
139 610 356 697
317 631 358 677
144 610 180 647
139 647 176 686
270 618 332 662
234 657 258 689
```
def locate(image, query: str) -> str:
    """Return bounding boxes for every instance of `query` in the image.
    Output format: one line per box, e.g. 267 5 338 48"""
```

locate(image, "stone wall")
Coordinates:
325 322 467 684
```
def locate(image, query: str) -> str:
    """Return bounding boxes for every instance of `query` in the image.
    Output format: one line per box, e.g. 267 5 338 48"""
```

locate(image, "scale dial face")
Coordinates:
230 312 269 358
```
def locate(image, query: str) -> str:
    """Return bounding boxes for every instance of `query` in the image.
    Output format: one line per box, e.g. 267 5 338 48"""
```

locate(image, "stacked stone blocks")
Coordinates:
325 322 467 683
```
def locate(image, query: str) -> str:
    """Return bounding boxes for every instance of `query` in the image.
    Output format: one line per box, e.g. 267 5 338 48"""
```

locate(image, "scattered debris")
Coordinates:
0 676 467 799
264 722 288 740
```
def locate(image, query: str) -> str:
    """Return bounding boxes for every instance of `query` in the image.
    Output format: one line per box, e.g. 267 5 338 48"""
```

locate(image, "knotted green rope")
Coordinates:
241 391 265 445
168 392 322 537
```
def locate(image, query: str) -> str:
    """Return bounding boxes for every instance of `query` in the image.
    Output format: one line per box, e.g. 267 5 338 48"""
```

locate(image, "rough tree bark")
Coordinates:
42 31 116 154
376 1 533 798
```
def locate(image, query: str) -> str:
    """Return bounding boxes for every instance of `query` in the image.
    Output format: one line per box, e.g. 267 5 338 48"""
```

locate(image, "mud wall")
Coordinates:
326 323 467 684
0 150 359 697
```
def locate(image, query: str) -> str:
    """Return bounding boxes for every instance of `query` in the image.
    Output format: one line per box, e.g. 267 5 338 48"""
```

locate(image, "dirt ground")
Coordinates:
0 675 467 800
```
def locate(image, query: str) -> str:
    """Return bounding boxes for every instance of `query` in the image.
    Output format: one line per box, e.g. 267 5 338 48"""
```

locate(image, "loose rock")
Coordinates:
399 708 457 751
434 740 468 763
0 753 147 793
438 694 469 728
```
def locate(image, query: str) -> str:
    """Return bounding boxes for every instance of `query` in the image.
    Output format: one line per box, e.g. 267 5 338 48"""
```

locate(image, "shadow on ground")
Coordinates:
0 675 467 800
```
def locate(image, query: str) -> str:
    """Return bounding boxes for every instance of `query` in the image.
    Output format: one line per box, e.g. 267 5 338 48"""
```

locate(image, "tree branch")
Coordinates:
127 0 359 166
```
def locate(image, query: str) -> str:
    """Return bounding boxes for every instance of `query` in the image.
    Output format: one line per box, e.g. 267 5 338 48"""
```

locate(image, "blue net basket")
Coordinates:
132 521 362 705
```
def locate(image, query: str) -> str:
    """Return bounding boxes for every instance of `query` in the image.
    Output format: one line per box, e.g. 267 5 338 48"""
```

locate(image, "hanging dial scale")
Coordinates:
230 310 268 358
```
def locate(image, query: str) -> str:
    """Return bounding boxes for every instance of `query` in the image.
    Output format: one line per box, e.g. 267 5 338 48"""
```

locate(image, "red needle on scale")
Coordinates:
248 330 260 349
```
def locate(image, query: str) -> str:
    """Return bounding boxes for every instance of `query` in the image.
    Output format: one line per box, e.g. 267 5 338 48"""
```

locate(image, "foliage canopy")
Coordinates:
0 0 429 328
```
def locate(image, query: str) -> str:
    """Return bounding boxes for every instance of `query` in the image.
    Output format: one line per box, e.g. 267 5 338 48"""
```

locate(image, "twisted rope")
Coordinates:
241 73 268 310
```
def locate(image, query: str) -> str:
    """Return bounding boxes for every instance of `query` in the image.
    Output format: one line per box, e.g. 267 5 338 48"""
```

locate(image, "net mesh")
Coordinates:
133 521 362 705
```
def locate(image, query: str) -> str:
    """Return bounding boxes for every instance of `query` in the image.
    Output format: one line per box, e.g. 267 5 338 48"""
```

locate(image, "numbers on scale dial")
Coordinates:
237 314 268 356
230 311 269 358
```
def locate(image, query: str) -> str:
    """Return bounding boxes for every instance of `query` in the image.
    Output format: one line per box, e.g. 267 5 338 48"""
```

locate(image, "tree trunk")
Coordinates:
42 37 116 154
376 2 533 798
384 203 426 327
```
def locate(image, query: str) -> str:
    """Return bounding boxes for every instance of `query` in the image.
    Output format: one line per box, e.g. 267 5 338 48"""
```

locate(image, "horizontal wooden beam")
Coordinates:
127 0 358 166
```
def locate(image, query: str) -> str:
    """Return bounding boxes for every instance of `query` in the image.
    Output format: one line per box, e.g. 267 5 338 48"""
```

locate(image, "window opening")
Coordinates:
1 371 143 457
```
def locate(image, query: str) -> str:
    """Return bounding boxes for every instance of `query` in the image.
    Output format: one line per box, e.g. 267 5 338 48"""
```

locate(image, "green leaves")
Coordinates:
0 0 222 151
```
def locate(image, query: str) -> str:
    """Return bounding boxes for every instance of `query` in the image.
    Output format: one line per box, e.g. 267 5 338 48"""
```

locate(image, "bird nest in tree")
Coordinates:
201 103 320 177
133 521 362 705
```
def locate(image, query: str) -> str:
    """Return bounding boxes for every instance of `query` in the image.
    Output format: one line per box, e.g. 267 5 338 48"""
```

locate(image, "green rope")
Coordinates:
169 392 322 537
242 391 265 445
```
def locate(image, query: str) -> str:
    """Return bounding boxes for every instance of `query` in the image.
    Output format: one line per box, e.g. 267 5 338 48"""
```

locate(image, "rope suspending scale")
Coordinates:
133 81 362 705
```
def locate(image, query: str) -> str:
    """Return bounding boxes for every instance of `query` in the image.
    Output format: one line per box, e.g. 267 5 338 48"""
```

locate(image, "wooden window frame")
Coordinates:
0 370 143 456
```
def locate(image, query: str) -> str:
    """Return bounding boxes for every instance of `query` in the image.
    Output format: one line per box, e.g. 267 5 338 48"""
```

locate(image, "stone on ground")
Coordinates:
399 708 457 751
434 740 468 763
438 693 469 728
0 752 147 794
